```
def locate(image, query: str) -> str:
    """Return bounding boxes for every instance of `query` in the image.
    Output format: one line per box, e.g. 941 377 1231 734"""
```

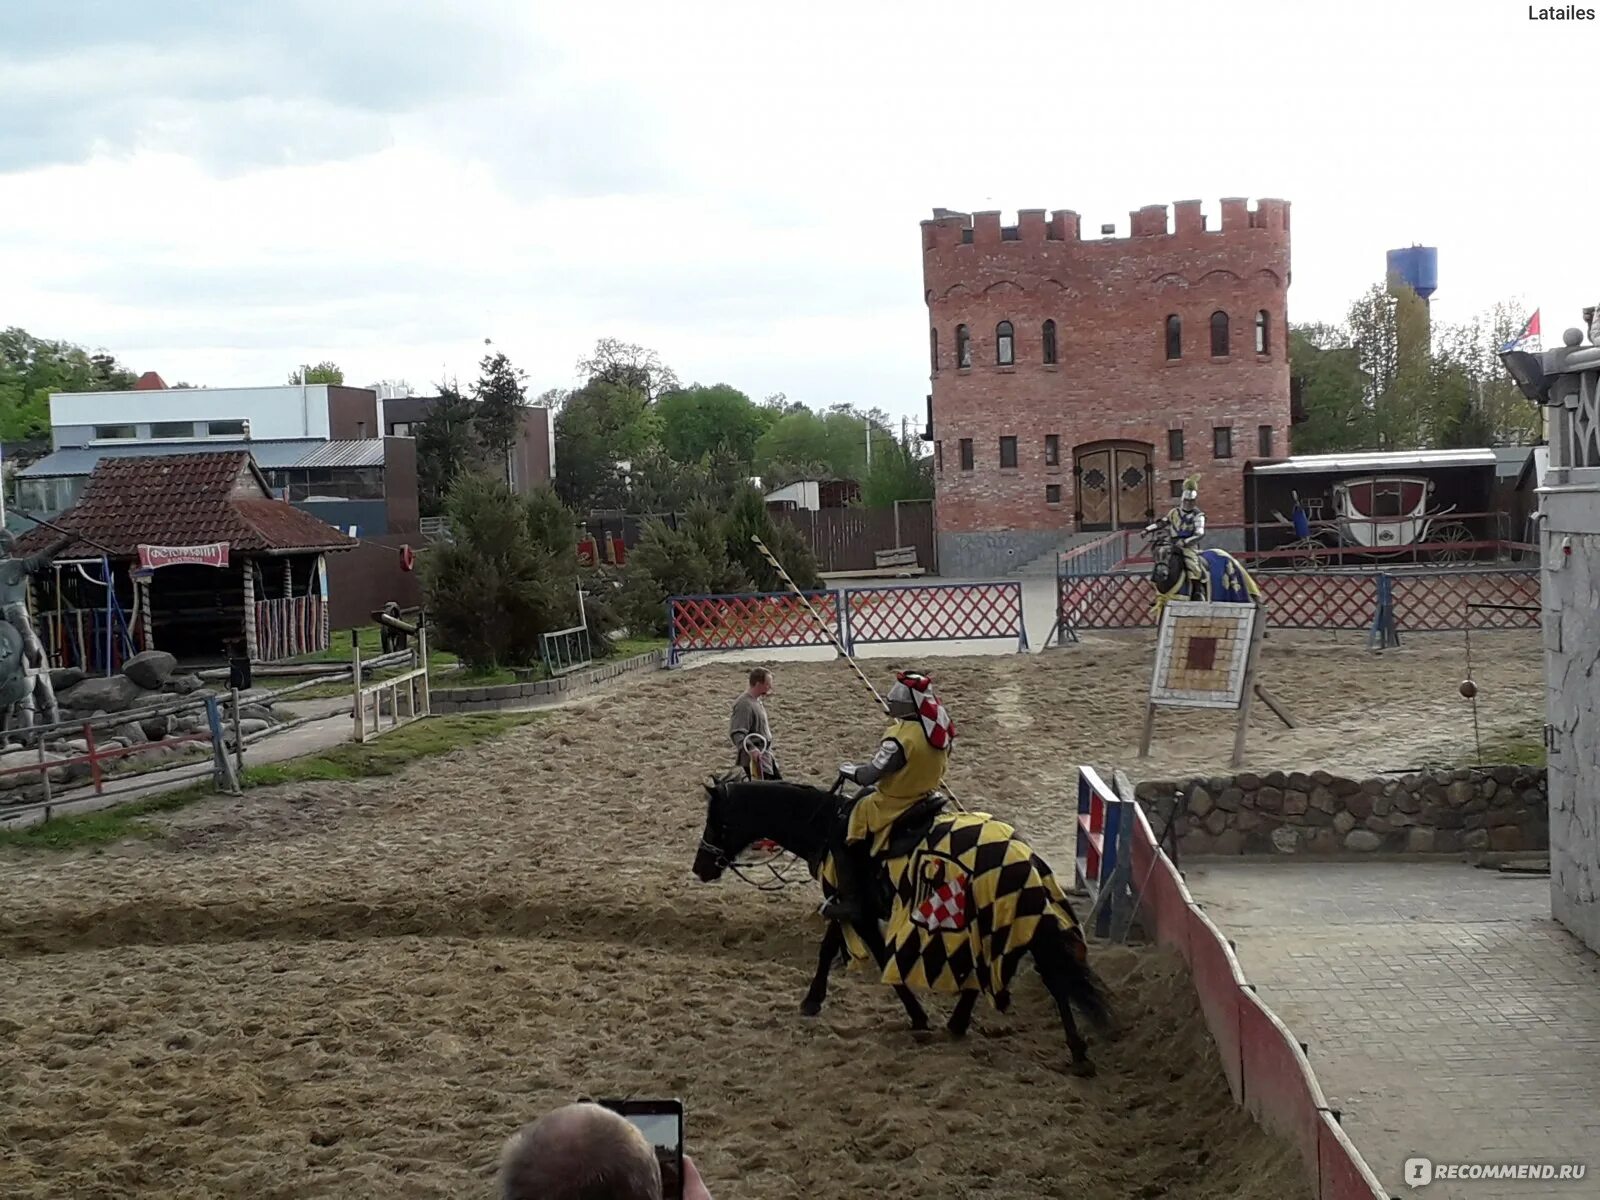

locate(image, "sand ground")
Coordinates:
0 630 1541 1198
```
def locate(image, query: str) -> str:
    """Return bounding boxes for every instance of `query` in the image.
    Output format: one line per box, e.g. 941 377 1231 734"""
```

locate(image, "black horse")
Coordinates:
691 776 1115 1075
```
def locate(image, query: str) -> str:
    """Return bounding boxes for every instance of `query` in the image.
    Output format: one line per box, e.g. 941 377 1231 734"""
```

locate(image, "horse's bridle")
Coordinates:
700 780 838 893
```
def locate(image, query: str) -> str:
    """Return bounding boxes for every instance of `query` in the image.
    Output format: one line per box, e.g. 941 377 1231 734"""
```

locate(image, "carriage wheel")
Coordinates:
1430 522 1476 564
1282 537 1326 571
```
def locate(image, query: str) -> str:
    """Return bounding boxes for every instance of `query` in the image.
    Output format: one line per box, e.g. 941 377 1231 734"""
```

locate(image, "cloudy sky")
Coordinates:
1 0 1590 423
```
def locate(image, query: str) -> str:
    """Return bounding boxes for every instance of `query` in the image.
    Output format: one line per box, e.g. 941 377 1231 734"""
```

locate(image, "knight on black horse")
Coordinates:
1145 474 1261 620
693 669 1115 1074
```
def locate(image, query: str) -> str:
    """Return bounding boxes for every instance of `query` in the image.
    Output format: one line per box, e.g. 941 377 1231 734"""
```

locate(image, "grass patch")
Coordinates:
0 712 544 852
1466 731 1547 769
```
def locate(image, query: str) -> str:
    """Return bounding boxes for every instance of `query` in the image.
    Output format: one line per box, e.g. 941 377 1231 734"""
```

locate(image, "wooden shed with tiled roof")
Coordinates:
16 452 356 664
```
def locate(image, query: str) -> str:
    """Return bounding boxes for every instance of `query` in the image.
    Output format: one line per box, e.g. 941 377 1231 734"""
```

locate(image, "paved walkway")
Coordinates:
1184 860 1600 1199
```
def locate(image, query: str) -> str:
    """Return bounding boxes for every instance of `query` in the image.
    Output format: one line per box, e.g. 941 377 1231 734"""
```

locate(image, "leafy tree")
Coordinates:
576 337 679 401
414 381 482 517
289 361 344 384
1289 324 1371 454
472 350 528 479
423 472 576 671
552 380 655 511
753 403 896 483
861 430 933 507
0 327 140 442
626 445 751 513
655 383 774 463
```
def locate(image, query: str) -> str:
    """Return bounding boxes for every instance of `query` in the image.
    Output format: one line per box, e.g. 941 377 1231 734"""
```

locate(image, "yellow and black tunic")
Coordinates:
844 717 949 855
821 811 1082 1003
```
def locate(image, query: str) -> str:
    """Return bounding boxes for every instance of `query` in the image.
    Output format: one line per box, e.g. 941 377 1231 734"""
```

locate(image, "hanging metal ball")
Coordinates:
1459 679 1478 699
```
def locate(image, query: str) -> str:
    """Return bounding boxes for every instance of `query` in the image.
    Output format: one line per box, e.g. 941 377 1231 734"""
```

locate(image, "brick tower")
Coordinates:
921 198 1292 577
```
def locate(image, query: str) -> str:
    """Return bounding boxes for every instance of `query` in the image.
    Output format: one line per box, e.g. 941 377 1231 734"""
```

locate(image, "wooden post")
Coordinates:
1231 606 1269 768
417 611 431 718
36 734 52 806
282 559 295 654
242 562 258 661
230 687 245 778
84 722 102 795
1138 701 1156 759
351 628 364 743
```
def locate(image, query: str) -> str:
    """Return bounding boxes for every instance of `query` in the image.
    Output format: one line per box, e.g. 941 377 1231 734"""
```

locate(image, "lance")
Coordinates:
750 534 965 810
750 534 887 713
8 509 114 558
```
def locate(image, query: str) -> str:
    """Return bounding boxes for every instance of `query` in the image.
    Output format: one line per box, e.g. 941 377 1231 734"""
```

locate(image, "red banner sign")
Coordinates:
137 542 230 570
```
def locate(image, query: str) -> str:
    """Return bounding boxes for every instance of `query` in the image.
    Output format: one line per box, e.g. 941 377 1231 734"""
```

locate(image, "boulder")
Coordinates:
1270 826 1301 854
237 718 271 736
1282 790 1309 816
0 748 68 789
1406 827 1436 853
49 667 87 693
1333 811 1357 835
121 651 178 690
1462 829 1489 851
1344 793 1374 820
1344 830 1382 852
160 674 205 695
1188 787 1215 818
1256 786 1284 813
114 722 148 746
1309 786 1338 813
239 704 276 723
1446 780 1475 806
1216 787 1245 812
57 675 145 713
140 716 171 740
1488 825 1524 852
1203 808 1228 836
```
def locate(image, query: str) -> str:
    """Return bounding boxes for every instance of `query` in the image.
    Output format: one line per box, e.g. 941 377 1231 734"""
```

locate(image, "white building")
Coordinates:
1505 306 1600 952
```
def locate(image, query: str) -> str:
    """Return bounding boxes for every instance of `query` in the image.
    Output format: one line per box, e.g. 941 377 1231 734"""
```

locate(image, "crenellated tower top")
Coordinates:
921 198 1290 253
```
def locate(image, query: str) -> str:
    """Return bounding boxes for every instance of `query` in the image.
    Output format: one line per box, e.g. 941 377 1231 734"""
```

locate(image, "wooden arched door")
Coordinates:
1074 441 1154 531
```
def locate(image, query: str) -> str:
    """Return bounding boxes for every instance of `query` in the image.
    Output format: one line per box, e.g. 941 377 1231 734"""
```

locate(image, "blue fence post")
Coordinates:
1368 573 1399 650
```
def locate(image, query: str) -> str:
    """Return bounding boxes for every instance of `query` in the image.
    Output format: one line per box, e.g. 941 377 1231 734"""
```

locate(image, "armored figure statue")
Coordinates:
0 530 72 730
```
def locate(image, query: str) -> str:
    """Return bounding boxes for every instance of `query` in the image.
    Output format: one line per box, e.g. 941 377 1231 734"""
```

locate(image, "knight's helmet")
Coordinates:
1181 474 1200 510
886 671 930 721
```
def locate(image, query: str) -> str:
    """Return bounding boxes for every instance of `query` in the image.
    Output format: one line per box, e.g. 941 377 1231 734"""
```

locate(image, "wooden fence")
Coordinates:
771 500 935 574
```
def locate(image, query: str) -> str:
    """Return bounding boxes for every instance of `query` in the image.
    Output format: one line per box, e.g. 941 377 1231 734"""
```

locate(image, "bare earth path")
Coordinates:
0 631 1541 1197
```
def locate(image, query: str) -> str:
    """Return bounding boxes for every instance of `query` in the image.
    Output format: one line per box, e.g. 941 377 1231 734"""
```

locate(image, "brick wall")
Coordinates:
922 199 1292 574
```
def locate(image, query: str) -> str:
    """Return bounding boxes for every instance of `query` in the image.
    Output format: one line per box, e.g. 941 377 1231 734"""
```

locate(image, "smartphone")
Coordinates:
597 1098 684 1199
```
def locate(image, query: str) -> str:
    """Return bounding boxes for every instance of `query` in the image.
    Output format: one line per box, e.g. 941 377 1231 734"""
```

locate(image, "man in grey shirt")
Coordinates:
729 666 780 779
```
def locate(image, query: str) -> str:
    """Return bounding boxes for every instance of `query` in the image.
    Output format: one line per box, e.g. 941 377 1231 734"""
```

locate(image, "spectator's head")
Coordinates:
748 667 772 697
498 1103 661 1200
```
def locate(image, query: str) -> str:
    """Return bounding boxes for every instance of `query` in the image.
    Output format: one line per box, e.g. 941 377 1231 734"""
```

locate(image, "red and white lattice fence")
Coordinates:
1059 566 1539 636
1122 794 1389 1199
667 581 1027 664
667 591 844 665
843 582 1027 652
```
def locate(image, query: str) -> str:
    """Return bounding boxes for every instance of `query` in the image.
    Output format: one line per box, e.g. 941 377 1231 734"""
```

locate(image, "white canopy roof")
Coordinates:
1249 448 1498 476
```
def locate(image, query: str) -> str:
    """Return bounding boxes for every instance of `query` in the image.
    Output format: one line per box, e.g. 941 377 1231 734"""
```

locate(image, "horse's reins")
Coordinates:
704 781 838 893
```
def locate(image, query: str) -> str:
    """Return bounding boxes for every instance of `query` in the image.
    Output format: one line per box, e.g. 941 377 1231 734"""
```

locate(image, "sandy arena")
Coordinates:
0 630 1542 1198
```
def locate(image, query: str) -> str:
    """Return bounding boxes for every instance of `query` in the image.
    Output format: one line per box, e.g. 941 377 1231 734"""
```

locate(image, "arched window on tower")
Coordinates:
955 324 971 368
996 321 1015 366
1041 320 1058 365
1210 310 1230 357
930 327 939 373
1254 310 1270 355
1165 315 1182 361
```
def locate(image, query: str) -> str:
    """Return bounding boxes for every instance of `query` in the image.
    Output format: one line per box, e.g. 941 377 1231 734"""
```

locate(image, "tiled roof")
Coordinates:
14 452 357 558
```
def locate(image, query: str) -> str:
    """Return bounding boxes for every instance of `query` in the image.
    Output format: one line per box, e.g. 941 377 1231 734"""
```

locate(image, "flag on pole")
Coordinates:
1500 310 1541 353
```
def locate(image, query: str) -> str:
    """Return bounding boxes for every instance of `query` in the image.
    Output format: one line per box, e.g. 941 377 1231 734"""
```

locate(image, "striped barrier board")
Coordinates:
1074 767 1126 938
1111 781 1391 1199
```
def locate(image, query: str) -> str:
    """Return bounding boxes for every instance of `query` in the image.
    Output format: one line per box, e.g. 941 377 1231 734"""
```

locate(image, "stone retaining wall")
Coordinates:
431 651 665 713
1134 766 1548 856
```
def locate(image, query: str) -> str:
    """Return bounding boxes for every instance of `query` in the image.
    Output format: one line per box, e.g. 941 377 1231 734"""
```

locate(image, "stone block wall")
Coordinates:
431 651 664 713
1134 767 1548 856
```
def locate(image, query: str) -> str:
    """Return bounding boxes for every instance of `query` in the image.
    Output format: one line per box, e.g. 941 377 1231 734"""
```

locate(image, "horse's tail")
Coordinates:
1036 921 1116 1030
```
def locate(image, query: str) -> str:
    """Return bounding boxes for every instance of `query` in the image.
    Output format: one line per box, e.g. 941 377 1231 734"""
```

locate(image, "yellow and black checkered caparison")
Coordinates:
821 812 1081 1004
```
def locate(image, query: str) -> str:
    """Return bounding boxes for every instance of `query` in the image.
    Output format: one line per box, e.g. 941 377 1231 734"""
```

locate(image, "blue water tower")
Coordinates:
1386 245 1438 304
